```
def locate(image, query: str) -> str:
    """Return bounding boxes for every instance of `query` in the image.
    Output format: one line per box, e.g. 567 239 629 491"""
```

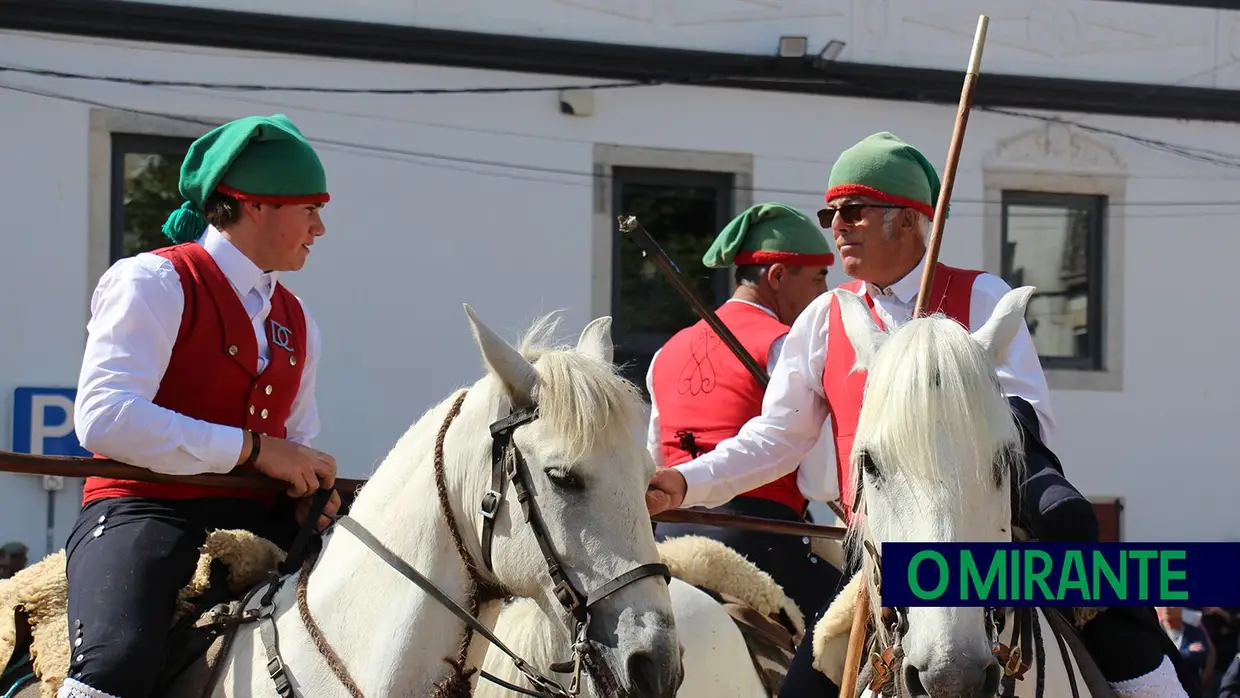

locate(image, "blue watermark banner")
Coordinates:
881 542 1240 607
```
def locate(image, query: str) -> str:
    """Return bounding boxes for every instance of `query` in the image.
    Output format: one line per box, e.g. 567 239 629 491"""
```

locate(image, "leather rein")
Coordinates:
233 389 670 698
846 480 1118 698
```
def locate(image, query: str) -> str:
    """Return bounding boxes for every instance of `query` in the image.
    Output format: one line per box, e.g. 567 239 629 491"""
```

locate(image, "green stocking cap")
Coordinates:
824 132 949 219
161 114 329 244
702 202 835 269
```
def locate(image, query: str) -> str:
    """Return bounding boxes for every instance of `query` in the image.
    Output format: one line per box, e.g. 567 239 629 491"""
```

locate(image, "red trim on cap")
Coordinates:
824 184 933 219
216 183 330 206
735 250 835 267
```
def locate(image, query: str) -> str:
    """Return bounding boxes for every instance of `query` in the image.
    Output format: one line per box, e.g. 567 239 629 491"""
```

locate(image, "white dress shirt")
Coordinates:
675 263 1056 510
74 225 322 475
645 298 839 502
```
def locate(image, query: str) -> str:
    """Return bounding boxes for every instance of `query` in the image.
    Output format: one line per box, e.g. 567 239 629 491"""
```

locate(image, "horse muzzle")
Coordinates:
902 654 1003 698
581 612 683 698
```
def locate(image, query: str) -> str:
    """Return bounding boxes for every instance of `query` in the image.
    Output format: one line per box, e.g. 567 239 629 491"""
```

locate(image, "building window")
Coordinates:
609 166 735 392
999 190 1106 371
110 134 193 263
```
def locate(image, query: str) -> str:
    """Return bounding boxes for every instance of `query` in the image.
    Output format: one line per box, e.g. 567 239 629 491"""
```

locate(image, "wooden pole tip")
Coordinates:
967 15 989 75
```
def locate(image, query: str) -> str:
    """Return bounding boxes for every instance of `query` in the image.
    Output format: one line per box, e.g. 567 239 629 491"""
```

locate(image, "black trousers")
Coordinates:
63 496 299 698
781 601 843 697
654 496 844 623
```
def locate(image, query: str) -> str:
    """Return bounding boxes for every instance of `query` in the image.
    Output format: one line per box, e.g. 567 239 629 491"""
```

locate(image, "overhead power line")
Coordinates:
8 60 1240 173
6 72 1240 215
0 63 662 94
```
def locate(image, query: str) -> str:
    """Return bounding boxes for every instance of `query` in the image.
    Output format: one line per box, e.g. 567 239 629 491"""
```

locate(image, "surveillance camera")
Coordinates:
558 89 595 117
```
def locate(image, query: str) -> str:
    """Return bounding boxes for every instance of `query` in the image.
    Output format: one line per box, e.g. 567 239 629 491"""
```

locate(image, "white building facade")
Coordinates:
0 0 1237 557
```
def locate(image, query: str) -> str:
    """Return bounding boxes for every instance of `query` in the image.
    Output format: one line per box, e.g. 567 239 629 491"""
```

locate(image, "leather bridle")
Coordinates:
847 470 1115 698
245 389 671 698
474 395 672 697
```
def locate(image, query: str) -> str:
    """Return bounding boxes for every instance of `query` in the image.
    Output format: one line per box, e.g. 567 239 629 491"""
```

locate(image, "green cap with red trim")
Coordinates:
161 114 329 244
824 132 949 219
702 202 835 269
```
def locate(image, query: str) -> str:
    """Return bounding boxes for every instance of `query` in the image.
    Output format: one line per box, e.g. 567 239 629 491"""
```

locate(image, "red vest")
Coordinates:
651 301 806 514
81 242 308 505
822 263 981 522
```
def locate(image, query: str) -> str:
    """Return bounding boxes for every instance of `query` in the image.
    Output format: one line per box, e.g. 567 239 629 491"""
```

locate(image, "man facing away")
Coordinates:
646 202 841 621
61 114 342 698
645 132 1189 697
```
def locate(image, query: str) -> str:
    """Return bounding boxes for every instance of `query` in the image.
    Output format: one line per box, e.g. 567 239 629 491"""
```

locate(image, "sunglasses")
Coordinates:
817 203 906 228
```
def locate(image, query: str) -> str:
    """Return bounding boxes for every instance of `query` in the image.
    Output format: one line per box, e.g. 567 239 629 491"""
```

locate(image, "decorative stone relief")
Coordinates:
984 123 1127 175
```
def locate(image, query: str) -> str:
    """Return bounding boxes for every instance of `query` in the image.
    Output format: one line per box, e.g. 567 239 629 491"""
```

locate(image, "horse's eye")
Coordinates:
544 469 583 490
859 450 880 479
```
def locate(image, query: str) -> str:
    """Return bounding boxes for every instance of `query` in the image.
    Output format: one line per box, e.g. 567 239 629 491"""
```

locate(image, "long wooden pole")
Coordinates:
840 15 991 698
0 451 848 539
912 17 990 320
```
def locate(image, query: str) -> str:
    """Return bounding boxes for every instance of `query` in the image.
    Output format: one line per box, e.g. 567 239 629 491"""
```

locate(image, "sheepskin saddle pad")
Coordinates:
0 529 285 698
657 535 806 696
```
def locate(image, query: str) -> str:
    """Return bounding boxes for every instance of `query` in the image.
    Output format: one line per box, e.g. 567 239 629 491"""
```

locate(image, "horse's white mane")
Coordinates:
837 295 1026 646
508 313 649 465
849 313 1021 502
355 311 647 505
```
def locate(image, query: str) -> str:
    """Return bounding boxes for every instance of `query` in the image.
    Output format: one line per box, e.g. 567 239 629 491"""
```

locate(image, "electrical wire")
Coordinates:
7 61 1240 173
6 73 1240 216
0 63 661 94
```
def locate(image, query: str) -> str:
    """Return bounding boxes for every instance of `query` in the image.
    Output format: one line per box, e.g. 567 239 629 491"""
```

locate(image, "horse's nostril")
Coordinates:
982 661 1003 695
627 650 661 696
905 658 1001 698
903 663 928 697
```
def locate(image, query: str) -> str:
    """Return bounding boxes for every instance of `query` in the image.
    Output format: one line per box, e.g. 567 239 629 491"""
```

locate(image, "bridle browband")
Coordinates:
241 388 670 698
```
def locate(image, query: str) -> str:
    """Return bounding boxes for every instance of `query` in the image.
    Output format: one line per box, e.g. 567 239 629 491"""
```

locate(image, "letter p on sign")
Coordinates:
12 387 90 457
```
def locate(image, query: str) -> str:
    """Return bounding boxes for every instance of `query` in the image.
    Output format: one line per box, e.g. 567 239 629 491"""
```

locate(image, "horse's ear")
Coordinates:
970 286 1036 366
576 316 614 363
833 289 888 372
463 304 538 405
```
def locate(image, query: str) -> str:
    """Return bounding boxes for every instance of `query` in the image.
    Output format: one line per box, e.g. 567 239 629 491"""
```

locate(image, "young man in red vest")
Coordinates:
60 114 342 698
645 133 1189 697
647 202 840 621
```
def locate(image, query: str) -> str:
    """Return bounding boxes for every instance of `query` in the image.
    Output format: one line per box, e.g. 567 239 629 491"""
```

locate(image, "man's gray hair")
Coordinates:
881 208 930 241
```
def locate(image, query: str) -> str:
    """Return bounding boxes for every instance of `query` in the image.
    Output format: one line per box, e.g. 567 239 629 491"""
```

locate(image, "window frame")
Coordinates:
608 165 736 359
998 189 1107 372
109 133 195 264
590 144 754 395
87 109 215 307
982 123 1126 392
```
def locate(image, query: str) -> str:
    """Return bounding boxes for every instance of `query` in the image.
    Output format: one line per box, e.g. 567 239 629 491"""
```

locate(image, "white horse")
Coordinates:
478 578 769 698
812 285 1183 698
810 285 1079 697
0 308 683 698
215 309 683 697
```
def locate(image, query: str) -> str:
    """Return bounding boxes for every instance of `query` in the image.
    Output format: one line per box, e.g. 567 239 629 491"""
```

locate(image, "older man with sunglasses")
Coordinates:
645 132 1190 697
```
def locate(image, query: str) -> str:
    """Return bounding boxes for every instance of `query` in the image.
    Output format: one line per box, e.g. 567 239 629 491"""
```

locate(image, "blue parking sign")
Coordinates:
12 387 90 456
